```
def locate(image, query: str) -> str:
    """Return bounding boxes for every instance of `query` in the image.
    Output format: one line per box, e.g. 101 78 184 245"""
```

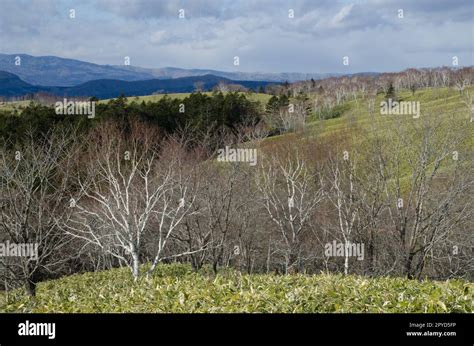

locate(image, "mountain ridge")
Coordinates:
0 71 275 99
0 53 378 87
0 54 154 87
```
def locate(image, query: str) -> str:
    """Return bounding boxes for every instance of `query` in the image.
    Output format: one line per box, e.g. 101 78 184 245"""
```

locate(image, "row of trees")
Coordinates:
1 107 472 295
0 91 261 143
277 67 473 99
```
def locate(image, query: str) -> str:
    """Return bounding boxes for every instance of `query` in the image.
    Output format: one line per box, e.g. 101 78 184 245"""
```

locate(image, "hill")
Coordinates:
62 74 276 99
263 86 474 144
0 71 276 99
0 71 43 96
1 264 471 313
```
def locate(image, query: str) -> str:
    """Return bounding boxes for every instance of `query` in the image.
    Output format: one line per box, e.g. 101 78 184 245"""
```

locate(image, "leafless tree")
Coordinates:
323 152 363 275
147 134 206 273
382 114 473 279
65 121 170 280
0 128 78 295
200 159 244 274
256 146 323 273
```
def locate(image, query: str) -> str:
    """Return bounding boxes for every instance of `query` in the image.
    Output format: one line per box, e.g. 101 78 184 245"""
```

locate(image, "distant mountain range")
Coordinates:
0 71 275 99
121 65 344 85
0 54 378 87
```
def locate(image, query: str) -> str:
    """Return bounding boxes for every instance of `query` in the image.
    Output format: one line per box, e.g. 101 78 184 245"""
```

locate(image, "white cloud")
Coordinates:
330 4 354 27
149 30 168 44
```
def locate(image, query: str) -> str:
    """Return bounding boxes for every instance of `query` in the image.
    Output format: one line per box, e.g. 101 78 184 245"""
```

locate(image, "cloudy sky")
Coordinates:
0 0 472 73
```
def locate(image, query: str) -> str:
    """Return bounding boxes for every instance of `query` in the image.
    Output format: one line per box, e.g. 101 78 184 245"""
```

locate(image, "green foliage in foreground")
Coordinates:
1 264 472 313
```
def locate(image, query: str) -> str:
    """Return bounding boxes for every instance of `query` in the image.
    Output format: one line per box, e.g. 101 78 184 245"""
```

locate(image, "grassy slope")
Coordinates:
306 87 473 137
1 264 472 313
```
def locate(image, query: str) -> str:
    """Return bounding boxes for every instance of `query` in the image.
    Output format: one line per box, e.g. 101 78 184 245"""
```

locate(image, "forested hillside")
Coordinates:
1 67 473 312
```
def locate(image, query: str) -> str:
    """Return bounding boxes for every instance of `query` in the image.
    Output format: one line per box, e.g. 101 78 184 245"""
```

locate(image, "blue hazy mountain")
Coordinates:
0 54 154 87
0 70 47 96
0 71 275 99
0 53 353 86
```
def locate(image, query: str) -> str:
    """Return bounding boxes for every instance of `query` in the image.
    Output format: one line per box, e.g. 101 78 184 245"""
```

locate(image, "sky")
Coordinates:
0 0 472 73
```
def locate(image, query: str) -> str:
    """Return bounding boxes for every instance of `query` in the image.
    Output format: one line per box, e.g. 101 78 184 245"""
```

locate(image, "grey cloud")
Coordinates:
97 0 233 19
0 0 58 36
0 0 472 73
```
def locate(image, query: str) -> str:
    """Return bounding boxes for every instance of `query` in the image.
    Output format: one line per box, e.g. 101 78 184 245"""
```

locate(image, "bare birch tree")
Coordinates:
323 152 363 275
256 147 323 273
65 121 170 280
